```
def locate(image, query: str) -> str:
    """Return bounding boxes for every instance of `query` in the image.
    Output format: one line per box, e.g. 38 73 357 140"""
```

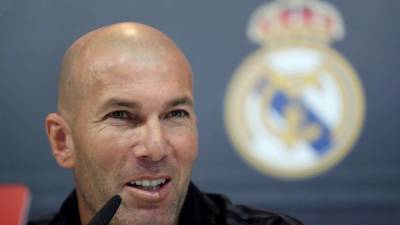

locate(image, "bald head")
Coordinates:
58 22 192 122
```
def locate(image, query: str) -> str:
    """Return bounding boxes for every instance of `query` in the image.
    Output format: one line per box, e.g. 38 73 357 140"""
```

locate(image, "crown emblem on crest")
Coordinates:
248 0 345 44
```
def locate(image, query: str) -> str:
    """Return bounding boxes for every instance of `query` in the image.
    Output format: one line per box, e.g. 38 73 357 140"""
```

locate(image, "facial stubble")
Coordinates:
73 145 192 225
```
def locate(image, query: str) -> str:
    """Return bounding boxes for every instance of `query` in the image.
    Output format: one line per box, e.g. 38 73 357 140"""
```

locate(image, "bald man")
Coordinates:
29 22 303 225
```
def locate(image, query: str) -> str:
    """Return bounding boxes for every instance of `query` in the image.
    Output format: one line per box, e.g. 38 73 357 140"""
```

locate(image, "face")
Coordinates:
69 50 198 225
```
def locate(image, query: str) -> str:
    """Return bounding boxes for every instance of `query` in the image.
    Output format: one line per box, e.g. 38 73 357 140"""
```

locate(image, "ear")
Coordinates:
45 113 76 169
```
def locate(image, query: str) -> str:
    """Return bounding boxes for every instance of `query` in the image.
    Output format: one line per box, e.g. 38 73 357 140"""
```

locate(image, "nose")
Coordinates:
133 117 168 162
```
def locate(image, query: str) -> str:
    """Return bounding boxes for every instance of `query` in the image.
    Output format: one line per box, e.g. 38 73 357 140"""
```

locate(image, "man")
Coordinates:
30 22 303 225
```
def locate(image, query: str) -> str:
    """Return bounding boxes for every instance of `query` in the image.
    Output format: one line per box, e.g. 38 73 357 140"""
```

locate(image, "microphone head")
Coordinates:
87 195 122 225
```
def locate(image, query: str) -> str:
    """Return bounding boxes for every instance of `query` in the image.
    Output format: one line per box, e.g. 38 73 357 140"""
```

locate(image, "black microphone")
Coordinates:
87 195 122 225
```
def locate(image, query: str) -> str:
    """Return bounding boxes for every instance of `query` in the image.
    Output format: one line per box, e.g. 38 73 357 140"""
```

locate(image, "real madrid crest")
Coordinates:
225 0 365 179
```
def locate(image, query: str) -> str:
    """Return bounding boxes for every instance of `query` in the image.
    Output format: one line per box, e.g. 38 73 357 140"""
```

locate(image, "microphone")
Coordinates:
87 195 122 225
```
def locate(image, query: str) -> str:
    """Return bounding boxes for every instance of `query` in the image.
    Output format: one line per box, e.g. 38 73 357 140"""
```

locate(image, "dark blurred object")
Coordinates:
87 195 121 225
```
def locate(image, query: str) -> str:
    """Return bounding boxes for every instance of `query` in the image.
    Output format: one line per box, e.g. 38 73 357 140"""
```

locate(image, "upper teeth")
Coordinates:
131 179 166 187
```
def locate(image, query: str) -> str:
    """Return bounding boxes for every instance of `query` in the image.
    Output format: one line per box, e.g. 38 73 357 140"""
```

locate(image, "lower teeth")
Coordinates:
128 184 162 191
139 186 159 191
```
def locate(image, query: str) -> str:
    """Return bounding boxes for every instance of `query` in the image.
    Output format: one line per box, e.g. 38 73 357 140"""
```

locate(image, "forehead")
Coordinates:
83 48 193 108
92 48 191 85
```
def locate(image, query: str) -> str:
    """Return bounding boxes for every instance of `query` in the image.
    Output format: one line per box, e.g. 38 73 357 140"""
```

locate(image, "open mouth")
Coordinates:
126 178 171 191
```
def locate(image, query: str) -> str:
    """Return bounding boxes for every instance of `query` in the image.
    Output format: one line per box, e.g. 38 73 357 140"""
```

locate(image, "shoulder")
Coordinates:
27 190 81 225
205 193 304 225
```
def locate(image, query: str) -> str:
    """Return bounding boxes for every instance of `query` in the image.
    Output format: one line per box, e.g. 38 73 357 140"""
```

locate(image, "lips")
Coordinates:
123 176 172 203
127 178 170 191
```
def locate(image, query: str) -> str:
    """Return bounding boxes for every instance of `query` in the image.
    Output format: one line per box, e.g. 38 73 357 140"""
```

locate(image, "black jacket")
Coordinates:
29 183 303 225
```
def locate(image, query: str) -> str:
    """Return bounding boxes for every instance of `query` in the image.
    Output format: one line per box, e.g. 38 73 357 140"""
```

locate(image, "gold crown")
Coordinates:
248 0 345 44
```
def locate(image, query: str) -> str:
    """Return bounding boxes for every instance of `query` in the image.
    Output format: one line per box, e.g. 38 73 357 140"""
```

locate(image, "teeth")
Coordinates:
142 180 150 186
131 179 166 187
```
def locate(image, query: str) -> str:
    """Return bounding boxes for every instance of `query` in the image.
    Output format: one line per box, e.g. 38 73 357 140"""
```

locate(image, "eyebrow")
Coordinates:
165 96 193 109
99 96 193 113
99 98 142 112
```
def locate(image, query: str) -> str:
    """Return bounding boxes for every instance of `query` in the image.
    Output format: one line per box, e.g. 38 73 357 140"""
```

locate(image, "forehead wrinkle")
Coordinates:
87 48 193 96
86 42 180 80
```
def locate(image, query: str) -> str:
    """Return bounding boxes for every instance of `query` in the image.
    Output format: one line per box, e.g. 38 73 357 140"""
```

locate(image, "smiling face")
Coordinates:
46 23 198 225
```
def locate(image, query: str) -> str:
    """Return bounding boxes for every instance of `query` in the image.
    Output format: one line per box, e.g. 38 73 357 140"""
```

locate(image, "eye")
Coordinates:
107 110 130 120
165 109 189 119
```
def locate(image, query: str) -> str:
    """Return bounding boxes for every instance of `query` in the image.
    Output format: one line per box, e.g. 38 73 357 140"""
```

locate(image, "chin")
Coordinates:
114 205 178 225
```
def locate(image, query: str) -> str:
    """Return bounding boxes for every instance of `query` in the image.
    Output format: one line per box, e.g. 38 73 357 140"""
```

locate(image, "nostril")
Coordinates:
133 142 168 162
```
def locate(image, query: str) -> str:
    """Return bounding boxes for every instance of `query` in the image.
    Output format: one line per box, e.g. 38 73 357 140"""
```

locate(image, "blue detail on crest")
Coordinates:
271 91 332 155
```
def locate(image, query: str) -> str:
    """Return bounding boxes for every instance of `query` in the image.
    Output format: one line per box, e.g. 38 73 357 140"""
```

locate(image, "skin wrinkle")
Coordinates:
49 22 197 225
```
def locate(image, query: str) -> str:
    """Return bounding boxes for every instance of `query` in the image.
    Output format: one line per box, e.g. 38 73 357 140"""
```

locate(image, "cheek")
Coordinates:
85 129 136 170
170 127 198 166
